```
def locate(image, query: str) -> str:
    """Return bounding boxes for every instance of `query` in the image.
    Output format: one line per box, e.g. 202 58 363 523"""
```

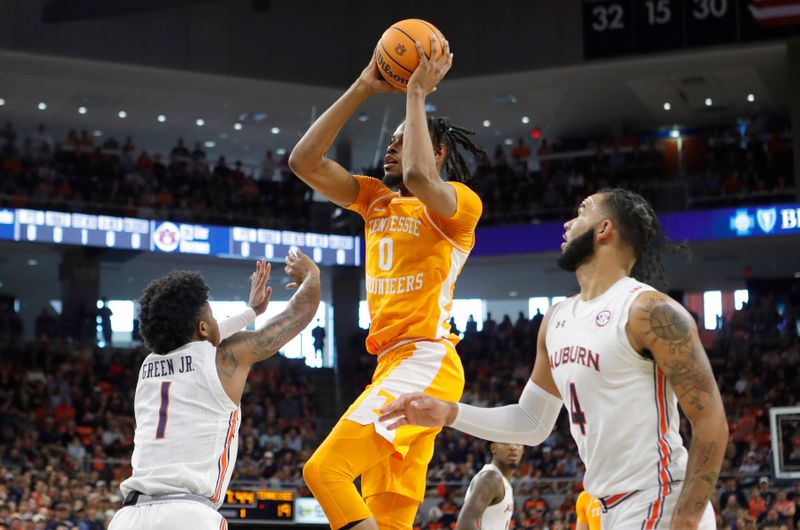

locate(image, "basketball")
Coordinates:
375 18 446 91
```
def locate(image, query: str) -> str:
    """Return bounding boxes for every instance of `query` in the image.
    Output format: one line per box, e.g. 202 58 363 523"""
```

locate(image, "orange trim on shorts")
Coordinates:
210 409 239 503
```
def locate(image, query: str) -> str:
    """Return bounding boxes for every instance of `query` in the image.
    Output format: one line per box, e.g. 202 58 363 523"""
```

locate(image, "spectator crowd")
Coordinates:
0 123 318 233
0 119 794 235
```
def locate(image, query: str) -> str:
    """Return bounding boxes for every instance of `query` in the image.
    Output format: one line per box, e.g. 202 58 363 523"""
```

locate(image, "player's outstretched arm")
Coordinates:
289 46 397 208
217 259 272 339
456 471 504 530
627 291 728 530
215 250 320 404
402 35 458 217
379 307 563 445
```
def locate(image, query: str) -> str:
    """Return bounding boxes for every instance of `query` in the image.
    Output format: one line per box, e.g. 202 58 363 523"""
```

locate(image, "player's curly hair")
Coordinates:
598 188 688 287
138 271 209 355
427 116 486 183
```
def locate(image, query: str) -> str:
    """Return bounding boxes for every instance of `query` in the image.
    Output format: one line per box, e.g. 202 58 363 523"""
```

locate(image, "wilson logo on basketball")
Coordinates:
376 49 407 86
394 43 407 55
595 311 611 327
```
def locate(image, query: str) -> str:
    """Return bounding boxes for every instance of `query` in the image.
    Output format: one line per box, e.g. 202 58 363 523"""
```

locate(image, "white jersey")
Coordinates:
546 276 688 500
120 340 240 509
463 464 514 530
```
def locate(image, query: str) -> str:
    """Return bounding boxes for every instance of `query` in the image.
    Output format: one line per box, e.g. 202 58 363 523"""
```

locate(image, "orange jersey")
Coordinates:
347 175 482 355
576 491 602 530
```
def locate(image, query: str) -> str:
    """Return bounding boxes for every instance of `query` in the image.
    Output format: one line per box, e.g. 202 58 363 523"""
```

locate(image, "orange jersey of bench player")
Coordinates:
576 490 602 530
346 175 482 356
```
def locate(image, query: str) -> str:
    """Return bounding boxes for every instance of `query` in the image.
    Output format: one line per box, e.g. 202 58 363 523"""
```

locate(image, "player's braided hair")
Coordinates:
598 188 688 287
138 271 209 355
427 116 486 183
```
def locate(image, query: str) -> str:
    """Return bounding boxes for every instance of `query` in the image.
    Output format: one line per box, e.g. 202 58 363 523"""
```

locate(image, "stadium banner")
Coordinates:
2 207 361 267
471 203 800 257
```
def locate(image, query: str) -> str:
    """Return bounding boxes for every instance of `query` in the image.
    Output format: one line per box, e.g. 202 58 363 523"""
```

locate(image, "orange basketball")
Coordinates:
375 19 447 91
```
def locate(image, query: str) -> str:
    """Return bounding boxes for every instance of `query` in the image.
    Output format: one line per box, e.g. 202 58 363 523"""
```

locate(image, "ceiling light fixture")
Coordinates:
704 98 712 107
482 120 491 128
78 106 87 115
0 98 5 106
270 127 280 134
157 114 166 123
233 123 243 131
118 110 127 119
196 118 205 127
521 116 530 124
747 94 755 102
663 102 671 111
38 102 47 111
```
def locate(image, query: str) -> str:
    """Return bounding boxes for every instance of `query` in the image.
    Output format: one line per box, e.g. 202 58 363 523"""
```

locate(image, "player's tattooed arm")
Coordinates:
215 250 320 404
627 291 728 530
455 471 504 530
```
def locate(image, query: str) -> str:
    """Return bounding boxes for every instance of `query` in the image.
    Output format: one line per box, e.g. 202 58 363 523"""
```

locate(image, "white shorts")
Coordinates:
109 500 228 530
601 482 715 530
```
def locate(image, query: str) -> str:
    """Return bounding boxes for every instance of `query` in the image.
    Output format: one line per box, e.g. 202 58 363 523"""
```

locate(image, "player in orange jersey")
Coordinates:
289 36 484 530
576 490 601 530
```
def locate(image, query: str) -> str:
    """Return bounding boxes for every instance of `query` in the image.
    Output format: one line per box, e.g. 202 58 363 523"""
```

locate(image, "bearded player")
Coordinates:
289 36 484 530
381 190 728 530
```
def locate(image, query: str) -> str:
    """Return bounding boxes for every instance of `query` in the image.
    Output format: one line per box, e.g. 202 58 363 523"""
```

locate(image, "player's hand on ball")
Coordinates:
379 392 458 430
407 34 452 95
284 248 319 289
248 258 272 316
358 44 400 95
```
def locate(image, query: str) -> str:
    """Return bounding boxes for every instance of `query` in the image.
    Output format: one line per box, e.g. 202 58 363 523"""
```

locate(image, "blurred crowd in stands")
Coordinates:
0 123 317 232
465 121 794 225
0 119 794 234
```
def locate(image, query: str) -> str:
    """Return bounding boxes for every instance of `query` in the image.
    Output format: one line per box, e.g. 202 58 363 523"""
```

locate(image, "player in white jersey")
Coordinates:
457 442 521 530
110 252 320 530
380 189 728 530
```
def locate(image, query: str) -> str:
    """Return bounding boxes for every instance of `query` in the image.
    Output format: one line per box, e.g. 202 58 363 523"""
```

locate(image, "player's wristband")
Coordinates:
218 307 257 340
450 380 563 446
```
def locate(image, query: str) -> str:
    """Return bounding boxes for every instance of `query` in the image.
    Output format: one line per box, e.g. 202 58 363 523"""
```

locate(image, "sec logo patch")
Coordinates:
595 310 611 327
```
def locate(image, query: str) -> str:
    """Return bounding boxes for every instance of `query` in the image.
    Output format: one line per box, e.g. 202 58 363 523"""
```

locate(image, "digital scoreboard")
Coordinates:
220 489 295 524
0 207 361 267
583 0 800 60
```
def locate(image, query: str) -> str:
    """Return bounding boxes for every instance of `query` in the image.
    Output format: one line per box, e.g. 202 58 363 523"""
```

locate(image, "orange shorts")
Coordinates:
342 339 465 500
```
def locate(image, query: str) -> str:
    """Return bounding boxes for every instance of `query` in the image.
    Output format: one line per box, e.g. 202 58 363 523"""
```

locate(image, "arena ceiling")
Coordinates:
0 41 791 170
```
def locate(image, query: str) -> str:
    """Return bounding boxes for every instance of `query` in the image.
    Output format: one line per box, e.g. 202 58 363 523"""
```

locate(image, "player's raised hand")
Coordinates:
378 392 458 430
284 248 320 289
248 258 272 316
407 34 452 95
357 44 400 95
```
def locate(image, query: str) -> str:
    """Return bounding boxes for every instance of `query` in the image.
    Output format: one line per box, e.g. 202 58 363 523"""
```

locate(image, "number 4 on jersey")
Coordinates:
569 382 587 435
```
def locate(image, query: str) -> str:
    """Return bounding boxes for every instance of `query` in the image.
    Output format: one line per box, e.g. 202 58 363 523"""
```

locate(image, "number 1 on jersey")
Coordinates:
569 382 587 435
156 381 172 439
